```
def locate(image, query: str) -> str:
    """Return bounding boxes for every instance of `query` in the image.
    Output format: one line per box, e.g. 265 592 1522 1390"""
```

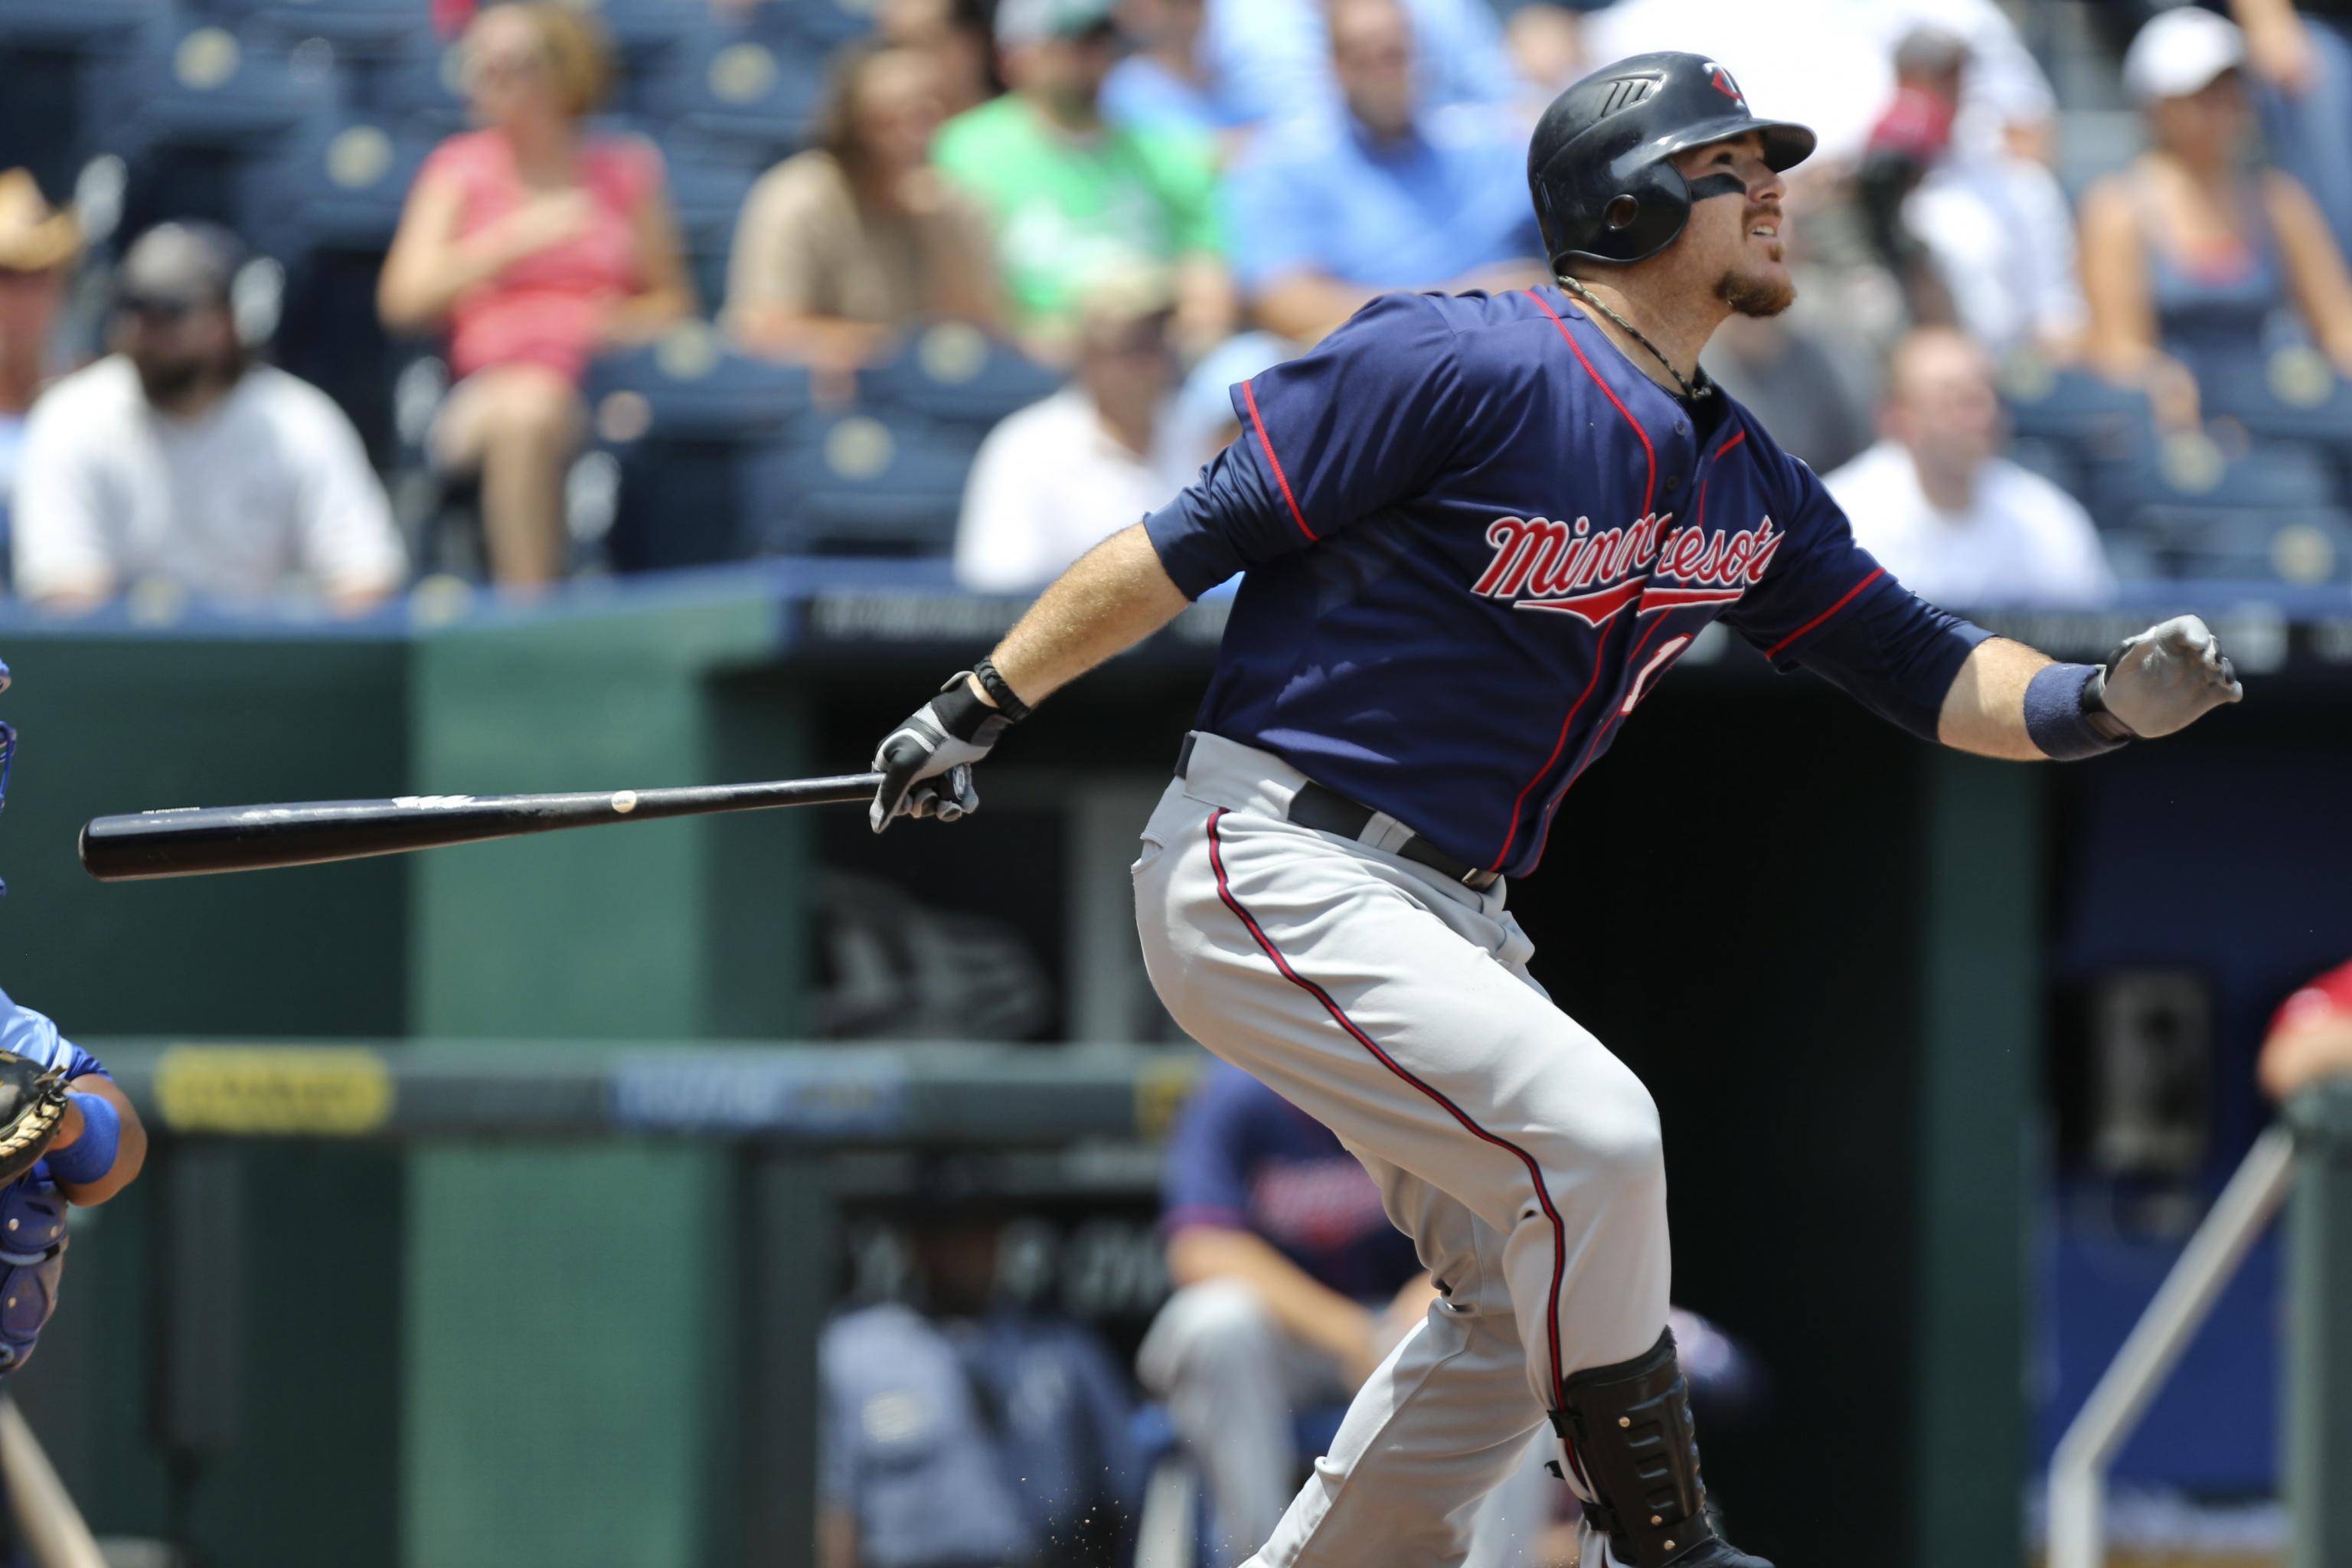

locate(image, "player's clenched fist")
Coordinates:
867 670 1016 832
2088 614 2245 740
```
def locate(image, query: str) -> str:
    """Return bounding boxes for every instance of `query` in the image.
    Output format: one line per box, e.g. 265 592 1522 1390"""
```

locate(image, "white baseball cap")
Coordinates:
2123 8 2246 104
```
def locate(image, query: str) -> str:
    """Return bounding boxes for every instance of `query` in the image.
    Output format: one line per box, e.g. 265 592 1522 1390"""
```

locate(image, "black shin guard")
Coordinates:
1548 1328 1768 1568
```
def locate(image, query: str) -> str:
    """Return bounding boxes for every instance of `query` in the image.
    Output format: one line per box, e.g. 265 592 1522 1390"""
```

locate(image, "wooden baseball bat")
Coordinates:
79 772 886 882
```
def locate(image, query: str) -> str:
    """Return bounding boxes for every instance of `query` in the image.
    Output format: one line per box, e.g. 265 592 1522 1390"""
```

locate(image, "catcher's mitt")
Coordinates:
0 1050 69 1187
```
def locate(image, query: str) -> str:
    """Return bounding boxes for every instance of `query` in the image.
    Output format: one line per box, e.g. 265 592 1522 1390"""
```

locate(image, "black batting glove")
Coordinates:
869 673 1014 833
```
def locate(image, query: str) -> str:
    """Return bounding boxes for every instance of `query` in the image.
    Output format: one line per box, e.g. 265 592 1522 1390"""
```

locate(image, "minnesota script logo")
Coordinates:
1470 511 1783 626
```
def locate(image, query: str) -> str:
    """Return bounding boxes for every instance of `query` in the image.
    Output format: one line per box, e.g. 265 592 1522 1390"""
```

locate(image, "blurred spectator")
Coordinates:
1137 1063 1431 1563
12 224 405 613
1580 0 2057 170
0 172 79 564
1199 0 1520 136
1703 312 1875 475
933 0 1233 358
879 0 1001 119
2236 0 2352 263
1864 28 2086 359
1825 327 2115 607
1223 0 1545 344
378 2 694 589
725 43 1001 376
2079 8 2352 426
820 1187 1144 1568
2259 958 2352 1102
955 269 1202 592
1104 0 1239 145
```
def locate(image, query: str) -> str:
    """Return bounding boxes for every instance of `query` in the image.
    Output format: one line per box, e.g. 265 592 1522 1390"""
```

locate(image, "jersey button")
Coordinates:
1665 474 1682 492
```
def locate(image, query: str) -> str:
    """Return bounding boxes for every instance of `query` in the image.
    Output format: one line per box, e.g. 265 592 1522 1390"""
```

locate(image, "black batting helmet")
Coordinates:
1528 52 1815 271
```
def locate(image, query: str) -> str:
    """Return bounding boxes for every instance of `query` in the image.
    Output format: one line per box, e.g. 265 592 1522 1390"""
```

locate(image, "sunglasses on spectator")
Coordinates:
119 296 210 322
469 50 549 83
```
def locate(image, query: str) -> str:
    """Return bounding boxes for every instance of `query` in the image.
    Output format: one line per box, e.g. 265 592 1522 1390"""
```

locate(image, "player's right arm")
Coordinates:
867 292 1467 830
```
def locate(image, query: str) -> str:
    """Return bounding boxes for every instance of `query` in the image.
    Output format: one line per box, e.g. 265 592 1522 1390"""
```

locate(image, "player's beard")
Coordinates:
1716 260 1795 318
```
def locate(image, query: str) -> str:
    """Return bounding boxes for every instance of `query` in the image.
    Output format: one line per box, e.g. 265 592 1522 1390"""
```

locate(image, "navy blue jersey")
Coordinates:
1163 1063 1423 1302
1145 286 1991 879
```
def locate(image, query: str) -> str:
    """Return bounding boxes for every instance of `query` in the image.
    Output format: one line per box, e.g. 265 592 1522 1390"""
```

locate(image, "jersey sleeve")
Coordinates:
0 991 106 1082
1142 292 1467 597
1720 440 1992 742
1159 1068 1258 1233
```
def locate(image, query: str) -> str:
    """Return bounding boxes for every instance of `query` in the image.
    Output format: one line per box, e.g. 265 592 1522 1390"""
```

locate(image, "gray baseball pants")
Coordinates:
1132 732 1673 1568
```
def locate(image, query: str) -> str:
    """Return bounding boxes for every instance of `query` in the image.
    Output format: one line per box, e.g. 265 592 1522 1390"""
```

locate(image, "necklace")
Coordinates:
1557 275 1714 403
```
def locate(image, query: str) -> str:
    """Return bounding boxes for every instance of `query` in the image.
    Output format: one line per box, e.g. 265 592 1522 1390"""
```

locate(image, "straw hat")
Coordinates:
0 170 80 273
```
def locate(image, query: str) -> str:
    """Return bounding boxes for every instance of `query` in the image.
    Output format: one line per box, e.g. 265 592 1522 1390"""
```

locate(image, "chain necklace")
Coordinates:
1557 275 1715 403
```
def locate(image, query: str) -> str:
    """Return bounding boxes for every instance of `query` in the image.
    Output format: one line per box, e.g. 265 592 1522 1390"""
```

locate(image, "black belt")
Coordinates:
1176 735 1500 891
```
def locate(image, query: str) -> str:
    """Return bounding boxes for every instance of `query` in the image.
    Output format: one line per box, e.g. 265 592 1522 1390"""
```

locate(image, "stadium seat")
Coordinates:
626 25 825 163
650 135 763 311
2005 436 2086 501
584 323 815 444
2159 507 2352 584
2092 433 2340 520
1999 358 2157 465
859 324 1064 430
234 113 429 259
361 31 469 137
0 0 159 52
2197 345 2352 450
200 0 424 54
745 0 879 54
83 20 341 154
740 411 978 556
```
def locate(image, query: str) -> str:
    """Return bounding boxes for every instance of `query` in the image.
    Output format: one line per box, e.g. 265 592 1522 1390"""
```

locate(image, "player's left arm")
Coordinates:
1726 444 2243 760
49 1073 145 1206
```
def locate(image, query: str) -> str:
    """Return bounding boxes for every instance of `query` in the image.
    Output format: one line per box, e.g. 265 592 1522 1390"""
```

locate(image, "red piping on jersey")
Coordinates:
1763 566 1885 662
1492 290 1661 874
1241 378 1316 544
1527 291 1656 510
1204 808 1573 1411
1713 429 1748 459
1488 618 1620 873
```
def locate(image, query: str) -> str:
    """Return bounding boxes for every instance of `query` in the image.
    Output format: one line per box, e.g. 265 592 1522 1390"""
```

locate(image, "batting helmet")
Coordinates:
1528 52 1816 271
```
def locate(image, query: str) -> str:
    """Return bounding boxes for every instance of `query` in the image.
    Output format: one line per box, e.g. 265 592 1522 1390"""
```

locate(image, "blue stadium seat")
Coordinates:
647 133 763 311
1999 360 2157 464
0 0 159 52
740 411 978 555
2126 510 2352 587
745 0 878 53
200 0 426 54
584 325 815 444
361 31 468 137
859 324 1065 430
2004 436 2086 502
83 20 341 155
234 113 429 259
567 0 715 59
2196 345 2352 448
626 25 824 162
2092 434 2340 519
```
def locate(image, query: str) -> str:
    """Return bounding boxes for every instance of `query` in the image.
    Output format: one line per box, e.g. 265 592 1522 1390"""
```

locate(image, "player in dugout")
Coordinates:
0 659 148 1376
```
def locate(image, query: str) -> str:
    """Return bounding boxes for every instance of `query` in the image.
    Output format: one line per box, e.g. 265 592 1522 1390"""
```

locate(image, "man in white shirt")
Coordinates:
13 223 406 613
954 268 1205 593
1826 326 2116 607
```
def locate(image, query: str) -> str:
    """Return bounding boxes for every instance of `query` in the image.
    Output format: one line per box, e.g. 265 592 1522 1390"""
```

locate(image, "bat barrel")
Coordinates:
79 773 885 882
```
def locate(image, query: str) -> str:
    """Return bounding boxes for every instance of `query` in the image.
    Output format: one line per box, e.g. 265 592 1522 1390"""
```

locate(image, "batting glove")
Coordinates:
2086 615 2245 740
869 673 1013 833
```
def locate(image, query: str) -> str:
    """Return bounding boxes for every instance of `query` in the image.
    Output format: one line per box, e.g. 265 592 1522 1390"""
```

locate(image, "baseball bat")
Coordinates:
79 772 886 882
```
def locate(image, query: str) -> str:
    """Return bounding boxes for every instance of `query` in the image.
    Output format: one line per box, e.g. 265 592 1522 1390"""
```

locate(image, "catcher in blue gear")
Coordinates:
0 659 148 1373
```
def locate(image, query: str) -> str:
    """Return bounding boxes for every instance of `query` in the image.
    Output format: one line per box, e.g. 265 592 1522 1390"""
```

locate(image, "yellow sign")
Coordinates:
154 1047 395 1137
1134 1057 1204 1142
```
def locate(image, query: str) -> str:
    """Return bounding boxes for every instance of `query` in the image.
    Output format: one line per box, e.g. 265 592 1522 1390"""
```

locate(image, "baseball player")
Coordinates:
867 52 2243 1568
0 659 149 1376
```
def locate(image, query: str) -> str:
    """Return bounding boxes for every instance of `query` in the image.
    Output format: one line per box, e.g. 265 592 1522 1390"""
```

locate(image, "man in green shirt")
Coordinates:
934 0 1235 358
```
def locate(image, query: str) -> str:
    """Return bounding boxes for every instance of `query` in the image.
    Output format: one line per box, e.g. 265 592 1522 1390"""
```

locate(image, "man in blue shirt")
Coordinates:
1225 0 1546 343
1138 1063 1429 1562
869 52 2243 1568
